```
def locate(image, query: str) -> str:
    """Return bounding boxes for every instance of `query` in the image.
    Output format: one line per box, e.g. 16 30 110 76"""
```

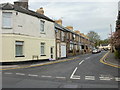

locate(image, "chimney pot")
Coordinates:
74 30 80 34
36 7 44 14
66 26 73 30
55 19 62 25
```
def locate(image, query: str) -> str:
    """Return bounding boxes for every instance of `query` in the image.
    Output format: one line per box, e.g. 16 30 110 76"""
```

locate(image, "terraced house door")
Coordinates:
61 44 66 58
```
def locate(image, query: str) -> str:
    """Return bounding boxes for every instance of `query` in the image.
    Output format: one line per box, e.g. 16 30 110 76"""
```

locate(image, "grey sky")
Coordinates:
1 0 119 40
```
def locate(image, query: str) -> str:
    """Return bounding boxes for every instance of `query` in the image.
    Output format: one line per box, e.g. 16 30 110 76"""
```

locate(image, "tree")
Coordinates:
112 30 120 48
99 39 110 45
87 31 100 47
112 30 120 59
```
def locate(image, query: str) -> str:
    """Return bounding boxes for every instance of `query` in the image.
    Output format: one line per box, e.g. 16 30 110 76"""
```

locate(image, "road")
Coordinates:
1 51 120 88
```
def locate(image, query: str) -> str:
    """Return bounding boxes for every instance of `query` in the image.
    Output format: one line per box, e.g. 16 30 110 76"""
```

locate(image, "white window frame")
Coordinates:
70 43 73 50
15 41 24 57
66 32 69 39
56 29 60 39
2 12 12 28
40 20 45 33
40 42 45 56
61 31 65 41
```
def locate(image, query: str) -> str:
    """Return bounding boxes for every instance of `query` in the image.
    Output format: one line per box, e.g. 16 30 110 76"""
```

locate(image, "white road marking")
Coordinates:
115 77 120 81
99 77 111 81
4 72 12 75
70 67 78 79
79 60 84 65
56 77 66 79
16 73 25 76
85 57 90 60
73 75 80 78
41 75 52 78
71 77 80 80
70 67 80 79
28 74 38 77
85 76 95 80
71 75 81 79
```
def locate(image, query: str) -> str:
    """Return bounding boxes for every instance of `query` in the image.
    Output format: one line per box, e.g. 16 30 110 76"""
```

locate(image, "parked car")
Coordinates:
92 49 101 54
103 48 108 51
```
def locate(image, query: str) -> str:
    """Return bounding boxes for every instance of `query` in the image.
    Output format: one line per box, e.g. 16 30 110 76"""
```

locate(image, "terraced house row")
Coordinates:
0 0 94 63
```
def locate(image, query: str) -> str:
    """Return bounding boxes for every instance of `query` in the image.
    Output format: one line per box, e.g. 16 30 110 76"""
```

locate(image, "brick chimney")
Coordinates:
14 0 28 9
55 19 62 25
36 7 44 15
66 26 73 30
74 30 80 34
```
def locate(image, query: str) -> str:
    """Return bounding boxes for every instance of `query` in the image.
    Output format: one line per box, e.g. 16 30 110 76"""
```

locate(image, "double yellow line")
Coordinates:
0 57 80 71
1 52 119 71
100 51 120 68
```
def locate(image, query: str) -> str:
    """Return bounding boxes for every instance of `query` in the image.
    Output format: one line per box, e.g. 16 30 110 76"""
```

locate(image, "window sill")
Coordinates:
40 55 46 56
2 27 12 29
15 55 25 57
40 32 46 34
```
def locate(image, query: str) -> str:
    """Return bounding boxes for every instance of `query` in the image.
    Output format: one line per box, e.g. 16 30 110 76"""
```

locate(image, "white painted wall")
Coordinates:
2 10 55 39
1 10 56 62
2 34 56 62
0 10 2 63
0 10 2 33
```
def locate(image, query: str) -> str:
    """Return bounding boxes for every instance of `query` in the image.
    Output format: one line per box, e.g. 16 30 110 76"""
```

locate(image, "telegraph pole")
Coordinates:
110 24 113 52
110 24 112 36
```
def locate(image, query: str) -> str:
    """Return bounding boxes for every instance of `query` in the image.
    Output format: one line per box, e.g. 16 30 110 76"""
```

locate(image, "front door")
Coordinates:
61 44 66 58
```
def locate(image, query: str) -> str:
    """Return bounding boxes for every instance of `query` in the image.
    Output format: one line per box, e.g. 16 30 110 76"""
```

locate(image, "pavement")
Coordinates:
1 51 120 89
0 54 83 70
100 51 120 68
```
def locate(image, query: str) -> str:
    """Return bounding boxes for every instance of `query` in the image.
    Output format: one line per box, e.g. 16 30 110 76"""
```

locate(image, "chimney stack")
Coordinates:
74 30 80 34
80 33 84 37
36 7 44 15
66 26 73 30
55 19 62 25
14 0 28 9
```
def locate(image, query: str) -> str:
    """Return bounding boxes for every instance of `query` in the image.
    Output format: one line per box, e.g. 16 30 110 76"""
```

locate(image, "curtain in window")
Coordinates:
15 41 23 56
16 45 23 56
2 12 12 28
40 20 44 32
41 43 45 55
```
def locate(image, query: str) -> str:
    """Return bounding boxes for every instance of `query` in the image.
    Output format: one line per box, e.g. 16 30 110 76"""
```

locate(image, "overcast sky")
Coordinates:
0 0 119 40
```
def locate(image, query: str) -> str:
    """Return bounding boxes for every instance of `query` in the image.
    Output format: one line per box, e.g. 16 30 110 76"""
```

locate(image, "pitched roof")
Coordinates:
55 23 70 32
55 23 84 38
0 3 54 22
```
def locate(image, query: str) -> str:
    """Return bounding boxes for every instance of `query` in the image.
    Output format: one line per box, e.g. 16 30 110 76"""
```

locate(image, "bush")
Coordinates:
114 50 120 59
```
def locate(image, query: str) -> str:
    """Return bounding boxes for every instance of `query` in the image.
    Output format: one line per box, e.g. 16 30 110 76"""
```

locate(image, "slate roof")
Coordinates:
55 23 71 32
55 23 85 38
0 3 54 22
0 3 89 40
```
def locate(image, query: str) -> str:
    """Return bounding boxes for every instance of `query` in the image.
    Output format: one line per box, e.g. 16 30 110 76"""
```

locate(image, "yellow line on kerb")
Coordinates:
0 57 80 71
100 51 120 68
